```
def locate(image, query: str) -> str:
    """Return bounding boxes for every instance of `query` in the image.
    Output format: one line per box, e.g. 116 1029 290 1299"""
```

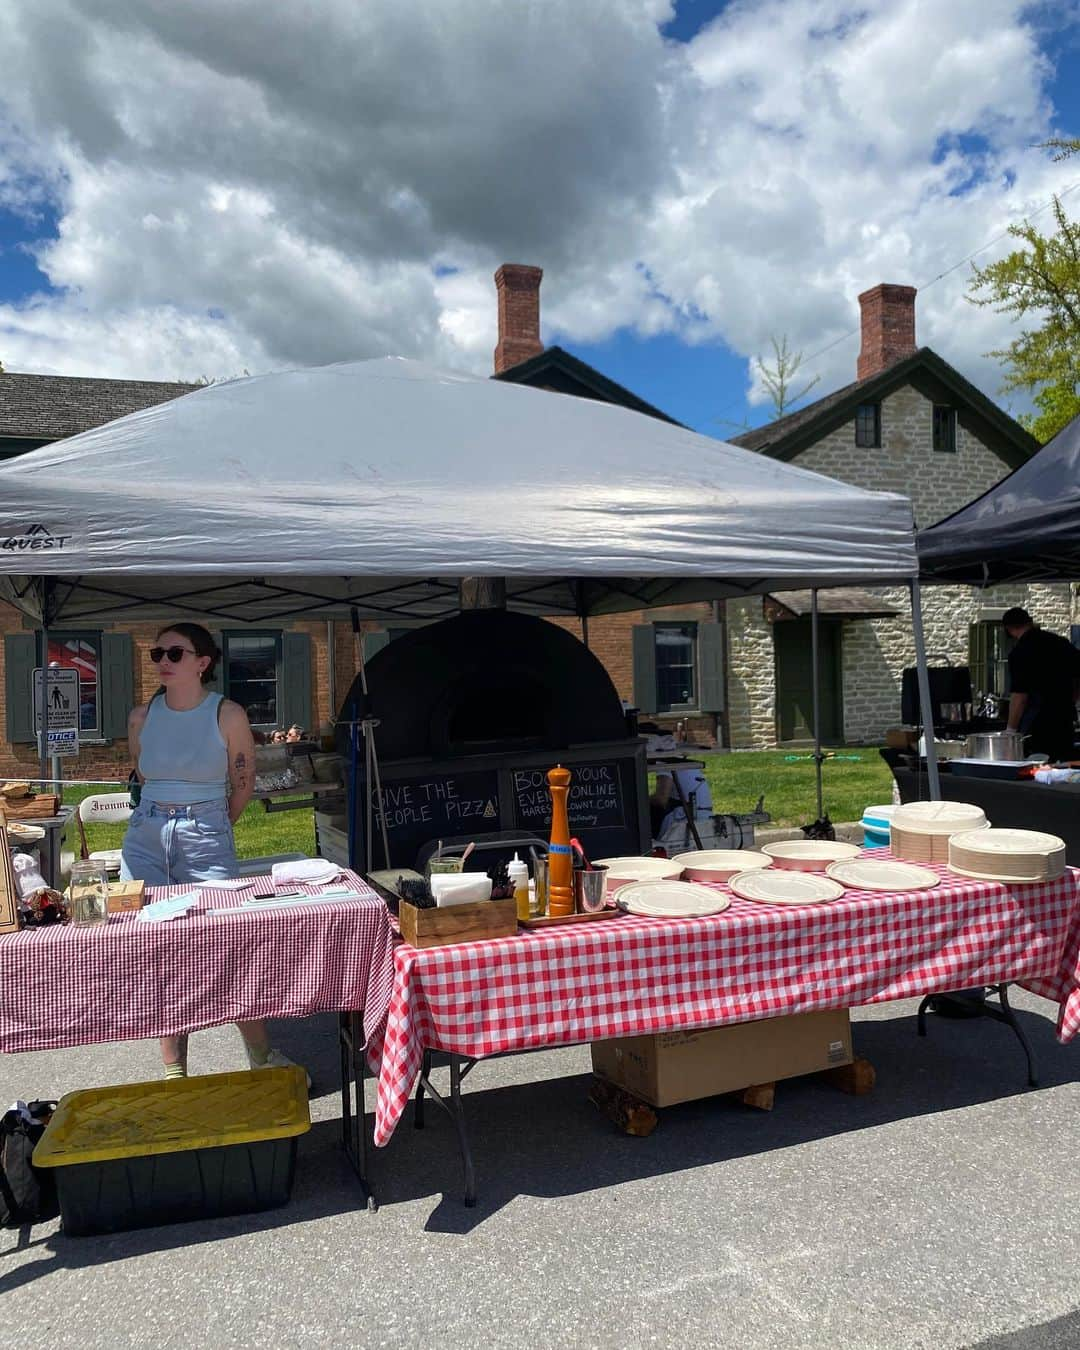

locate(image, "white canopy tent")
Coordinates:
0 355 939 798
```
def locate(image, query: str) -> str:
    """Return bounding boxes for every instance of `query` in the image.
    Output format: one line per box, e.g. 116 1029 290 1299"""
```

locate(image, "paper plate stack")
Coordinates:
889 801 989 863
948 828 1067 883
593 856 683 893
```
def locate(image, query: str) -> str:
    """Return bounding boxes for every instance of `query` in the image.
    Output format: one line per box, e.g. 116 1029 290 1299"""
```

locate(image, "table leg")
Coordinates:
414 1049 431 1130
415 1052 478 1207
338 1011 377 1211
669 773 704 851
917 983 1038 1088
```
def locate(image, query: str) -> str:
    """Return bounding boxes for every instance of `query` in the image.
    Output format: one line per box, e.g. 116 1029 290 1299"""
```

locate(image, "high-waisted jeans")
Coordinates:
120 799 237 886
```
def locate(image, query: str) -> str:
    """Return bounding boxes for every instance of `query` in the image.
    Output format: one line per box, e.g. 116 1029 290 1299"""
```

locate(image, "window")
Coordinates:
933 405 956 453
654 623 697 711
854 402 881 448
37 631 101 733
224 631 281 729
968 621 1013 696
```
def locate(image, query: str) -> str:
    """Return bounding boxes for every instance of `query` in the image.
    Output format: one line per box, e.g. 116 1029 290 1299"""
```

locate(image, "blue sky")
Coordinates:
0 0 1077 434
562 1 1080 434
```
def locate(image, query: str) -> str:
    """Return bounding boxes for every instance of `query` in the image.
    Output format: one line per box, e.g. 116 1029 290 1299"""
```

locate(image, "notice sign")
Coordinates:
33 667 80 757
512 762 625 832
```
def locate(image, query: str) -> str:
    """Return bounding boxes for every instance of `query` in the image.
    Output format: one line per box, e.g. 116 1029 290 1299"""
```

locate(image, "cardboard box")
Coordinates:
590 1009 853 1107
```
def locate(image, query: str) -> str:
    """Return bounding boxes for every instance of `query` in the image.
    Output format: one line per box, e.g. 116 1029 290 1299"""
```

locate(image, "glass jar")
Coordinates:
69 860 110 927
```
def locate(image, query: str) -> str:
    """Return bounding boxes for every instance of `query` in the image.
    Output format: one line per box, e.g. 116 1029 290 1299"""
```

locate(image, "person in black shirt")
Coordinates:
1003 607 1080 762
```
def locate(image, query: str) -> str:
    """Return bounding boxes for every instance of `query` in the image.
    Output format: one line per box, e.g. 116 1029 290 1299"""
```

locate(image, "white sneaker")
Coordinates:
249 1046 312 1091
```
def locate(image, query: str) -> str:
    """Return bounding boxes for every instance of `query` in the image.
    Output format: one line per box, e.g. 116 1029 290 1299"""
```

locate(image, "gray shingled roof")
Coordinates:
0 371 195 439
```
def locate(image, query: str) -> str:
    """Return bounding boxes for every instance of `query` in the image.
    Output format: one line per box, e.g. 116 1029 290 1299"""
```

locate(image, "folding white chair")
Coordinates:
75 792 132 877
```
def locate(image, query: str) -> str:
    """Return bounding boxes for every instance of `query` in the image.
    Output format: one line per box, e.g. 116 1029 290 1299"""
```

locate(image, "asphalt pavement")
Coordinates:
2 991 1078 1349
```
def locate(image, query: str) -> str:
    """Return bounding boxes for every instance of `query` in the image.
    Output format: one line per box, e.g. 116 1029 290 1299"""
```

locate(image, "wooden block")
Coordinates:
0 794 59 820
0 811 21 933
819 1056 876 1095
738 1081 776 1111
106 879 145 913
589 1075 659 1137
398 897 518 948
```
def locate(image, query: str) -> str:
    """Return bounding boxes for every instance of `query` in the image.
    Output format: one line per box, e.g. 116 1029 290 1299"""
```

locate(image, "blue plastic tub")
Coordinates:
861 805 896 850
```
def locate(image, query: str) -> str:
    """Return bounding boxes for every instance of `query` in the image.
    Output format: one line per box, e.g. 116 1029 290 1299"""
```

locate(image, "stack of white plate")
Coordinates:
670 849 772 882
616 880 732 917
889 801 989 863
948 828 1067 882
761 840 861 872
593 856 683 894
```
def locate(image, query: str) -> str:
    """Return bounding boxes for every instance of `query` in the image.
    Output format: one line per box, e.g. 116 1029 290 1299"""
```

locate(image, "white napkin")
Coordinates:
430 873 493 906
271 859 341 886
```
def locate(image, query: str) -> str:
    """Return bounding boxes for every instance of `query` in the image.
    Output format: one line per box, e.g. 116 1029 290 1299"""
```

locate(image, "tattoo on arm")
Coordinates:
232 752 250 791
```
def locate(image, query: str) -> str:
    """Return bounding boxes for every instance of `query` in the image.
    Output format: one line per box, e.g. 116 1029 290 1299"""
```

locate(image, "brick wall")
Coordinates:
0 603 358 781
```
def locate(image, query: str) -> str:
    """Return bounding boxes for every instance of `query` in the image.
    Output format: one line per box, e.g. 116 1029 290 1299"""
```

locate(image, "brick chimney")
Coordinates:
493 264 543 374
856 283 917 380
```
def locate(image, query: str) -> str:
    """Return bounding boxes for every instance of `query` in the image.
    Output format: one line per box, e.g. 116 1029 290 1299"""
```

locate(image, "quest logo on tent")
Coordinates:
0 524 71 552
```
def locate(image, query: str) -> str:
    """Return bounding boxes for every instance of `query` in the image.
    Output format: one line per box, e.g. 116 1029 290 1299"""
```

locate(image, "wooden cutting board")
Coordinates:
0 794 60 820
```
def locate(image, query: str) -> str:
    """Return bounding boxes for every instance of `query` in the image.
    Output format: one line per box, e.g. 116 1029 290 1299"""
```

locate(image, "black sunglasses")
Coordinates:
149 645 195 664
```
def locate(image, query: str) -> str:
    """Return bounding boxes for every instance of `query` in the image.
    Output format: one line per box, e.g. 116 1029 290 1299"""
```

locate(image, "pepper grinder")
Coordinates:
547 765 574 916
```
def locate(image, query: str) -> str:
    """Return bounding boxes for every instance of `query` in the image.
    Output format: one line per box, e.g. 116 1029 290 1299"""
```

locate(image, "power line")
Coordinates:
713 175 1080 433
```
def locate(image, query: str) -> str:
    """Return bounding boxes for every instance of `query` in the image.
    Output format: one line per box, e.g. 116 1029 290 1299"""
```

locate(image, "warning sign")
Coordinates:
33 667 80 757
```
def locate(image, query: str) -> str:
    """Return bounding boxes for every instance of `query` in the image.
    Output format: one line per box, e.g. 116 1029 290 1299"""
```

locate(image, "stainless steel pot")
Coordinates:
964 730 1027 761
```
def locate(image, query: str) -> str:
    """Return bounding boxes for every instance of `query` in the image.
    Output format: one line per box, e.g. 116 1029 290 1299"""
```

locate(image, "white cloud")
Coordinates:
0 0 1074 412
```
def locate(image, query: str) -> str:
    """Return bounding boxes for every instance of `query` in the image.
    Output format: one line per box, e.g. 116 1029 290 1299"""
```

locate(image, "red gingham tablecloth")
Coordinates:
0 870 396 1055
370 863 1080 1146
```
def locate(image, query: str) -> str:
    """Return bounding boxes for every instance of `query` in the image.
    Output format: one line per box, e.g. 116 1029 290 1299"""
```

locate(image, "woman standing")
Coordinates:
122 622 308 1084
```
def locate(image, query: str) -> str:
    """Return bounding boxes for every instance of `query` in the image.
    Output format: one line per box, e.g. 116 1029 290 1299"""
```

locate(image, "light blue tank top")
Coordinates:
138 692 229 805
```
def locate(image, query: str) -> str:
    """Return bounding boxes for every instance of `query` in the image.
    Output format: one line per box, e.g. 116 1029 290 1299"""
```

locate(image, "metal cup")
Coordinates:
574 865 609 914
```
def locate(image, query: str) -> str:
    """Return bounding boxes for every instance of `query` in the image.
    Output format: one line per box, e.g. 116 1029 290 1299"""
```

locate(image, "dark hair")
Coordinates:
155 621 220 685
1002 607 1033 629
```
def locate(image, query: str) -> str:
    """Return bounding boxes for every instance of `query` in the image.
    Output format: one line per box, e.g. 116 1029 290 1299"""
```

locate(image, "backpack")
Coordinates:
0 1101 58 1226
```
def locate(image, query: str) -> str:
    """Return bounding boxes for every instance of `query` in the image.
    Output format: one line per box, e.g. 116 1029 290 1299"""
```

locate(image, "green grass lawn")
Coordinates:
67 746 893 859
65 785 316 861
692 747 893 828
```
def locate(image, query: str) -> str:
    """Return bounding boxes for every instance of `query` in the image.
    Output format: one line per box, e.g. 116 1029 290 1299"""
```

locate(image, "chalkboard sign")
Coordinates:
364 769 501 869
512 761 625 833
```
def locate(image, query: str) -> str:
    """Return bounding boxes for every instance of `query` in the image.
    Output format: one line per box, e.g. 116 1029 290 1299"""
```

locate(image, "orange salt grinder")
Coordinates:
546 765 575 917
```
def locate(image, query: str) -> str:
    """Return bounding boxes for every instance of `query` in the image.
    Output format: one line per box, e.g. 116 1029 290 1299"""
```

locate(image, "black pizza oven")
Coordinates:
337 609 649 871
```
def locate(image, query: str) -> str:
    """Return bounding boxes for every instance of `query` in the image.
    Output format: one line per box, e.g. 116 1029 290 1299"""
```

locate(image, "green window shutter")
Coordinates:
279 631 312 731
204 629 225 695
100 633 134 740
632 624 658 713
4 633 37 743
362 631 390 664
698 622 726 712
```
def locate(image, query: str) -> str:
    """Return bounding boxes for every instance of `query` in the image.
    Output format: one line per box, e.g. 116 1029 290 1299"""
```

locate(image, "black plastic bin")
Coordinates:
33 1067 309 1236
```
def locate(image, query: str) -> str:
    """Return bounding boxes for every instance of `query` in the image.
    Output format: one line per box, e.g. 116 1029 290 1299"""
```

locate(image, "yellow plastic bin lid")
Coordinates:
34 1067 310 1168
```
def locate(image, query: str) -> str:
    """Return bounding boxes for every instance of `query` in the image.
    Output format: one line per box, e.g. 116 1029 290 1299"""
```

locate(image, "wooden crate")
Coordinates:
0 794 60 820
398 897 517 949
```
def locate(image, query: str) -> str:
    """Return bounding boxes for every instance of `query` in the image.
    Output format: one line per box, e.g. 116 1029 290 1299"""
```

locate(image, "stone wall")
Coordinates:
793 384 1012 529
725 598 776 750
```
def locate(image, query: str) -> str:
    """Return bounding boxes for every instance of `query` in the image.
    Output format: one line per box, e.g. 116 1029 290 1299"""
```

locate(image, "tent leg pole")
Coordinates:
910 579 941 801
811 589 823 821
38 579 52 789
581 614 590 650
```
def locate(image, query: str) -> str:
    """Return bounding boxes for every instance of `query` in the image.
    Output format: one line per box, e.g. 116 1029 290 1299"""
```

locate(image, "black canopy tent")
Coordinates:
918 413 1080 584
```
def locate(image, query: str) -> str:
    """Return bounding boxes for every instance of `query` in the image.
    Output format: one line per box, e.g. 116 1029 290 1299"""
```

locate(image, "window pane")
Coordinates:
226 633 279 727
854 403 879 448
655 624 696 710
46 635 99 732
933 406 956 453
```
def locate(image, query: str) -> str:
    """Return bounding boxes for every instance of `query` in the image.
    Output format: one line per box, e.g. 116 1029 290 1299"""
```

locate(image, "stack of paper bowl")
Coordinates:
889 801 989 863
670 849 772 883
593 856 683 895
760 840 862 872
948 828 1067 882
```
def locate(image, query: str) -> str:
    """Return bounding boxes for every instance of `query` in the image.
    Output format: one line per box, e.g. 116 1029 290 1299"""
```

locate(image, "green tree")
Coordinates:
968 195 1080 443
754 334 820 418
1043 137 1080 161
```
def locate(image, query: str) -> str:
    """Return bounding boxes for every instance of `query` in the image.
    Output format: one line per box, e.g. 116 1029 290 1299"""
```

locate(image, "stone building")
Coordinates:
492 273 1076 748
